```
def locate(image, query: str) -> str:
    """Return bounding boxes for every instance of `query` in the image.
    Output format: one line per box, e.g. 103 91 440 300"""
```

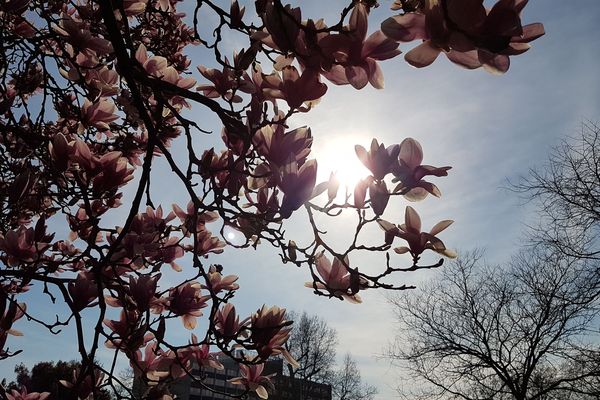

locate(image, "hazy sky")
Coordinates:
3 1 600 399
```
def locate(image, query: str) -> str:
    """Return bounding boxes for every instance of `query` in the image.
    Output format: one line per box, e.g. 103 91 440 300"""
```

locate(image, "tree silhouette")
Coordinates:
513 122 600 261
332 354 376 400
388 249 600 400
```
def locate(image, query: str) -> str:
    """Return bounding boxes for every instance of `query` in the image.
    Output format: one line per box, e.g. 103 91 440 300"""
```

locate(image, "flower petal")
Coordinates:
405 206 421 233
381 13 428 42
405 41 441 68
429 220 453 236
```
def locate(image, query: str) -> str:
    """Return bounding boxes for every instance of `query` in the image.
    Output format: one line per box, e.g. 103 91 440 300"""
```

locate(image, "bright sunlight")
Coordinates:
313 134 371 193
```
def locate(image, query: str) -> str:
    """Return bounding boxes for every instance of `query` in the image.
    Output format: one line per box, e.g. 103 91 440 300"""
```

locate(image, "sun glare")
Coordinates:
313 134 371 193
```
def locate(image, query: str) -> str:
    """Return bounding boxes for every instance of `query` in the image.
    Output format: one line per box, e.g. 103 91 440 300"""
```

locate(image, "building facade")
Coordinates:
171 356 331 400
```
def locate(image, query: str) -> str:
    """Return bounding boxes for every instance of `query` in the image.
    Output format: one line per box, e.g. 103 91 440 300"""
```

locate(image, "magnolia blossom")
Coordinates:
193 229 226 257
82 98 118 131
392 138 451 201
253 124 313 167
6 387 50 400
1 299 26 342
130 342 172 382
103 310 153 351
124 274 161 311
202 265 239 294
90 151 135 194
68 272 98 311
167 282 209 330
135 44 195 89
278 159 318 218
355 138 400 180
262 66 328 110
381 0 545 73
320 3 401 89
368 180 390 216
305 254 365 303
59 368 106 400
89 67 119 97
172 201 218 236
179 333 224 370
229 363 275 400
214 303 248 338
122 0 147 16
0 225 50 267
250 305 298 367
244 187 280 219
53 12 113 57
378 206 456 259
197 63 253 102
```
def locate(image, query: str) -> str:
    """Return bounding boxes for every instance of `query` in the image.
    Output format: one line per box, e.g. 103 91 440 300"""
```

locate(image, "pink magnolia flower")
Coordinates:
294 19 336 73
85 66 119 97
200 149 248 195
172 201 218 236
6 387 49 400
82 98 118 131
253 124 313 167
262 66 327 110
278 159 318 218
0 225 50 267
229 363 275 400
179 333 224 370
91 151 135 194
0 84 17 114
381 0 545 73
355 138 400 180
230 0 245 27
202 265 239 294
123 273 161 311
197 63 253 103
135 44 196 89
122 0 147 16
193 229 226 258
378 206 456 259
368 179 389 216
104 310 152 351
353 177 369 208
305 254 364 303
319 3 400 89
244 187 280 220
130 342 172 382
214 303 248 338
1 298 26 337
68 272 98 311
250 305 298 367
59 368 105 400
167 282 209 330
1 296 26 358
392 138 451 201
258 2 301 53
54 12 113 57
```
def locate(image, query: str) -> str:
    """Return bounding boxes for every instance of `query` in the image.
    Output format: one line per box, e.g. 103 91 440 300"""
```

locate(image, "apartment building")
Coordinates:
171 356 332 400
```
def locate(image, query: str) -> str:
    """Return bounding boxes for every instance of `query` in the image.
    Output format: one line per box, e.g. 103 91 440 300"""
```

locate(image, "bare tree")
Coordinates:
285 312 338 382
332 353 377 400
283 312 377 400
387 249 600 400
512 121 600 260
284 311 338 400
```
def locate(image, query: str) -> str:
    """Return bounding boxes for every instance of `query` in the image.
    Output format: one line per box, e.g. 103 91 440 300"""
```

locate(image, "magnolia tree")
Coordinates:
0 0 544 399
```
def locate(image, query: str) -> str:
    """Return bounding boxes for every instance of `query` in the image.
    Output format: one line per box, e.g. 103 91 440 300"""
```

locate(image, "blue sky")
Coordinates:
2 1 600 399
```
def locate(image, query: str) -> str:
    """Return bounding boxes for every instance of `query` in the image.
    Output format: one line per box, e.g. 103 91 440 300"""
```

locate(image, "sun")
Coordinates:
312 134 371 193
